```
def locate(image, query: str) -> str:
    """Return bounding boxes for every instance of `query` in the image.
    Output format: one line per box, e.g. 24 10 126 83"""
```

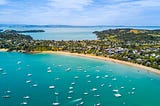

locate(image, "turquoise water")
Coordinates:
0 52 160 106
1 25 160 40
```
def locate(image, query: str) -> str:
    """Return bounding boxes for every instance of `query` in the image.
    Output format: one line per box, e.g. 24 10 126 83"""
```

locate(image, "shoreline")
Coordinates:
1 49 160 75
34 51 160 75
0 49 8 52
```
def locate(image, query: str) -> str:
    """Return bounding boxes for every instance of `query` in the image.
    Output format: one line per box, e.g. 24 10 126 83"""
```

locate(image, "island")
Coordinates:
3 29 45 33
0 28 160 71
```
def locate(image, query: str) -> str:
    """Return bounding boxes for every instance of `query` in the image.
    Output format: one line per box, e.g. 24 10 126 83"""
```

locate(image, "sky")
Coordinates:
0 0 160 25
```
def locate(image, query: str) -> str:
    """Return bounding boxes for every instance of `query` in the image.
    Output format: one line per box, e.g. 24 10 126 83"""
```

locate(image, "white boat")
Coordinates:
79 101 84 105
2 95 10 98
104 75 109 78
0 68 3 71
121 86 124 89
71 98 82 102
49 86 55 89
53 102 60 106
17 61 21 64
87 80 91 83
2 72 7 75
112 78 117 81
101 84 105 87
32 84 38 87
108 84 112 88
94 103 101 106
55 92 59 95
27 74 32 77
94 94 100 97
132 88 136 90
71 82 75 85
74 76 79 79
112 89 119 92
21 102 27 105
96 76 100 79
55 78 60 80
6 90 11 93
84 71 87 73
26 80 31 83
114 93 122 97
52 96 60 106
48 67 51 70
47 70 52 73
67 96 72 99
86 75 90 78
23 96 30 99
69 87 73 90
68 90 74 94
83 92 89 95
91 88 97 91
66 68 71 71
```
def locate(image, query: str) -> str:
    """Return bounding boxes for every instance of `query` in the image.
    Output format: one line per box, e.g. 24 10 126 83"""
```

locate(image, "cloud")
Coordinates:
0 0 160 25
0 0 7 5
48 0 93 10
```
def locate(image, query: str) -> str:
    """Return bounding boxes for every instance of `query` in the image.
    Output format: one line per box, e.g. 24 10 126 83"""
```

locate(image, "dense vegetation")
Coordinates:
0 28 160 70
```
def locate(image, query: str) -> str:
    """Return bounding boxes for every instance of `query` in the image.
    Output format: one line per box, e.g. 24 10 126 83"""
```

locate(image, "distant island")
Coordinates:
0 28 160 70
3 29 45 33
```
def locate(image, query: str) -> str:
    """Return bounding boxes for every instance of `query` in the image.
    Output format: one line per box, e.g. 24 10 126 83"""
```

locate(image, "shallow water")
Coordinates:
0 52 160 106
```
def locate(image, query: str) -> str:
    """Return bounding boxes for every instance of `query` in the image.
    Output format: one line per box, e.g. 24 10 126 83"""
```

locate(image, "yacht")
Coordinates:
49 86 55 89
2 95 10 98
86 75 90 78
68 90 74 94
94 103 101 106
91 88 97 91
83 92 89 95
52 96 60 106
96 76 100 79
108 84 112 88
66 68 71 71
17 61 21 64
74 76 79 79
54 92 59 95
104 75 109 78
67 96 72 99
112 89 119 93
101 84 105 87
52 102 60 106
32 84 38 87
114 93 122 97
47 69 52 73
26 80 31 83
71 82 75 85
27 74 32 77
23 96 30 99
21 102 27 105
69 87 73 90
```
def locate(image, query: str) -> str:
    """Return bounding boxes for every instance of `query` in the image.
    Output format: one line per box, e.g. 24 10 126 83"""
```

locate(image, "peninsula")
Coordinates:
0 29 160 72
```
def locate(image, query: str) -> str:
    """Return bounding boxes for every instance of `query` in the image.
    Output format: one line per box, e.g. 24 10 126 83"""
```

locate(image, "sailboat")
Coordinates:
52 96 60 106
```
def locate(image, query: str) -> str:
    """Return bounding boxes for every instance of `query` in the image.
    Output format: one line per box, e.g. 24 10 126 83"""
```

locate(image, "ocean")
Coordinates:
0 25 160 40
0 52 160 106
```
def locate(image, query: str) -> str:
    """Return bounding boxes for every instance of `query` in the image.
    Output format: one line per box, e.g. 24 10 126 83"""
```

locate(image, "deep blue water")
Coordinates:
0 52 160 106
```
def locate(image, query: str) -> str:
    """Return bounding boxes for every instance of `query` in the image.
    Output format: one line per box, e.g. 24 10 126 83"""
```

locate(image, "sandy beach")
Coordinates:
0 49 8 52
35 51 160 75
